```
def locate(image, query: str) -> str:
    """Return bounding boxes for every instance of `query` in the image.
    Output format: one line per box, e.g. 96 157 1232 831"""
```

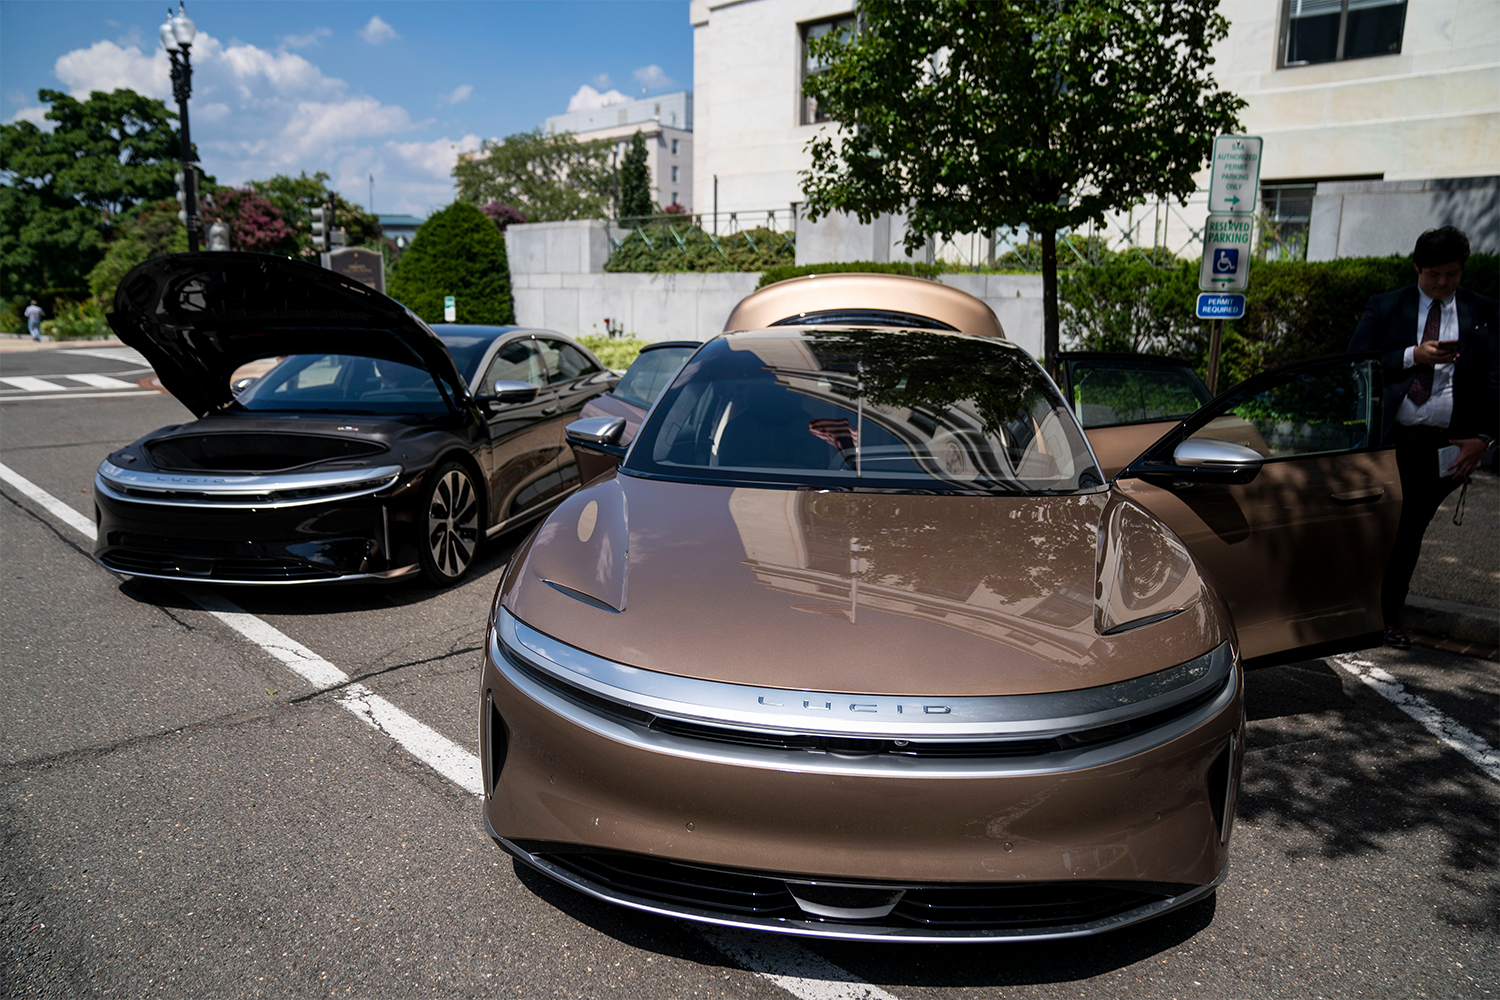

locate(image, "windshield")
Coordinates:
236 354 450 414
624 330 1102 494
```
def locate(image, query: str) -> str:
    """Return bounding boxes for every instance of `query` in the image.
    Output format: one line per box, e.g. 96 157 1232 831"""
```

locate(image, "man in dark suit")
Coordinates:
1348 226 1498 648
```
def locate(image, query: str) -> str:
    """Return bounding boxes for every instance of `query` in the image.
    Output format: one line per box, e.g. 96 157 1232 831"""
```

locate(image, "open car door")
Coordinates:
1114 353 1399 661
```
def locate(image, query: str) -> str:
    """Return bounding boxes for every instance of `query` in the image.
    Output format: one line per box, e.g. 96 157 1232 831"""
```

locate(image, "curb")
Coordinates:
1406 594 1500 659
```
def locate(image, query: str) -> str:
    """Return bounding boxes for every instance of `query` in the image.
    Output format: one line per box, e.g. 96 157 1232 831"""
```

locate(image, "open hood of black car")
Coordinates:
108 253 466 417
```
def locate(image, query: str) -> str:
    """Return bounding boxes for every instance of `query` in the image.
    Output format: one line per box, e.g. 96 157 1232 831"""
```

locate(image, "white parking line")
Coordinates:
0 462 98 538
2 467 888 999
1332 655 1500 783
699 929 901 1000
0 390 157 403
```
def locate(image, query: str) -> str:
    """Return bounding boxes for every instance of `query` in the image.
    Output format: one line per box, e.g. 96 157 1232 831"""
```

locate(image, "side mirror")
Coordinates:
1169 437 1265 483
566 416 627 452
231 376 258 394
475 380 539 408
566 416 629 485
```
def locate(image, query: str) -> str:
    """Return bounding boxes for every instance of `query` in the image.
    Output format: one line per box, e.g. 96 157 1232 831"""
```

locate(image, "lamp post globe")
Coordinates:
162 3 200 251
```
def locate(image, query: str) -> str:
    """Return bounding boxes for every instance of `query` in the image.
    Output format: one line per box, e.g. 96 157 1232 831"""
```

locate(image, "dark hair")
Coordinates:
1412 226 1470 269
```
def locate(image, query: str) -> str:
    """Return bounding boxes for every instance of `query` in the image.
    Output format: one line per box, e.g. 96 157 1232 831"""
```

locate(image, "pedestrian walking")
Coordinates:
1347 226 1498 648
24 299 43 341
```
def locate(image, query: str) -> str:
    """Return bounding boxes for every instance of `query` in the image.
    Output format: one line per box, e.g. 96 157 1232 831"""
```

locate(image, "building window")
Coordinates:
801 14 856 125
1259 183 1318 261
1281 0 1407 67
671 192 678 204
671 139 679 156
671 166 679 183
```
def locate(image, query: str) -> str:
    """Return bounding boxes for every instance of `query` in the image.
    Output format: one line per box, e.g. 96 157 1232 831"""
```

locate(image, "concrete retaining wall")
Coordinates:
506 219 1045 355
1308 176 1499 261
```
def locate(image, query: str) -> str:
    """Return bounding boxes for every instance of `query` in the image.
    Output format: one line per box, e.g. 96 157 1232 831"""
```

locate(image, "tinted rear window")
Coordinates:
615 346 698 409
625 331 1101 494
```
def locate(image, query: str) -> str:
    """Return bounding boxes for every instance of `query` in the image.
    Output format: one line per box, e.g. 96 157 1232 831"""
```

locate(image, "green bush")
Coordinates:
387 201 514 325
1061 253 1499 388
605 224 794 273
757 260 944 288
49 300 111 340
578 335 646 371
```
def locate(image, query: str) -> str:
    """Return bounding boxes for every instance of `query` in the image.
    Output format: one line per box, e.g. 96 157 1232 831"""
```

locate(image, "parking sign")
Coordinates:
1199 215 1252 291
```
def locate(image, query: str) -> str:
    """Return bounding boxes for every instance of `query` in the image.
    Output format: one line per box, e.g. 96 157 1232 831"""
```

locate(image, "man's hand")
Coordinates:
1445 437 1488 479
1414 340 1459 365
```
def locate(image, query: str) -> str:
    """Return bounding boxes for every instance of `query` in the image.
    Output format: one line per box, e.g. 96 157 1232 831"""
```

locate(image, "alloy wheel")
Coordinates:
427 467 479 579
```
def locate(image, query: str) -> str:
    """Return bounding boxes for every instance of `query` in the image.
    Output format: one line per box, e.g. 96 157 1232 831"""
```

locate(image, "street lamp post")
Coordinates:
160 3 200 251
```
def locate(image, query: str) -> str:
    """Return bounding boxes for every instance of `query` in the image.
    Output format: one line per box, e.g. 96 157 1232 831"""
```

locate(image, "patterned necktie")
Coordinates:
1408 299 1443 405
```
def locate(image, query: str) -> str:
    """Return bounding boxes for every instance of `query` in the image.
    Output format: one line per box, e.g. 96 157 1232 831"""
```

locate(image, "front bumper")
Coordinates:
93 461 423 584
480 609 1245 940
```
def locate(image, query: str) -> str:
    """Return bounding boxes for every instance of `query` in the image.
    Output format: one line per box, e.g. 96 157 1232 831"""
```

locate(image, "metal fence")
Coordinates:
609 209 796 258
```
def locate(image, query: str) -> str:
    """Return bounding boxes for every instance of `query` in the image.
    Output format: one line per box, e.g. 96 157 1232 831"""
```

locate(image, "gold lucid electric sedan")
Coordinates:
478 275 1396 941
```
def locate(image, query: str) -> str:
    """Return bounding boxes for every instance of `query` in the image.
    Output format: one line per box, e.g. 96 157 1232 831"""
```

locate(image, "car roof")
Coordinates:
723 273 1006 340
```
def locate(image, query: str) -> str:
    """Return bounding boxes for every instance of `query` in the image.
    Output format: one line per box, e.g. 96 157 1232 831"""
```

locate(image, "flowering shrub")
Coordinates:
480 201 528 232
205 188 295 254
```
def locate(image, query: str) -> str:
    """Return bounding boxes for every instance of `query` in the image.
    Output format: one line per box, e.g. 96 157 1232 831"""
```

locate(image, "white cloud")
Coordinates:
591 73 612 89
442 84 473 105
54 39 170 99
283 27 331 49
359 16 399 45
567 84 629 112
4 106 52 129
387 134 483 179
633 64 673 91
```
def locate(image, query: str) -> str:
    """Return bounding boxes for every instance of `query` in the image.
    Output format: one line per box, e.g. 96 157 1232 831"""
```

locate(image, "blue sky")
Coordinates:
1 0 693 216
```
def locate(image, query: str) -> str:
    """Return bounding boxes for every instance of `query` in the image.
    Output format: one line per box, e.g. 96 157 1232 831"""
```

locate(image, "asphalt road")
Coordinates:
2 345 1496 999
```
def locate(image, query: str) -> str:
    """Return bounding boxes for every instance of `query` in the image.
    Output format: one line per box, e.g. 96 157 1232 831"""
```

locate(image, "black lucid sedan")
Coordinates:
95 253 615 586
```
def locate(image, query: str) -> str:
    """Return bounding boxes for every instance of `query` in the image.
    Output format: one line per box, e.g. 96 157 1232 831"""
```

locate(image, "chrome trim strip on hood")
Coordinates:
499 608 1231 740
96 460 403 509
491 611 1237 778
490 824 1227 943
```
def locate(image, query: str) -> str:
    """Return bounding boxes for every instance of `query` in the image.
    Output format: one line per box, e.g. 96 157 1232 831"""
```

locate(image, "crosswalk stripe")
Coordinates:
0 376 64 392
63 373 139 389
59 346 149 365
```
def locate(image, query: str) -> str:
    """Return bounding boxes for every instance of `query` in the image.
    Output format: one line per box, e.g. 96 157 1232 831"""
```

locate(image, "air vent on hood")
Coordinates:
145 433 387 474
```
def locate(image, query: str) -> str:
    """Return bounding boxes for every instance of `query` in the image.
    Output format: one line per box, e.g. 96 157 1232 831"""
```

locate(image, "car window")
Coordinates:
615 346 697 409
236 354 445 413
626 331 1102 494
484 339 546 389
537 339 600 384
437 335 494 385
1186 358 1376 459
1068 361 1212 429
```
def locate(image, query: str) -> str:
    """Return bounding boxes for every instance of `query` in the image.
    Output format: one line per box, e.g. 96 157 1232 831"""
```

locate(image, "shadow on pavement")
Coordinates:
1239 657 1497 933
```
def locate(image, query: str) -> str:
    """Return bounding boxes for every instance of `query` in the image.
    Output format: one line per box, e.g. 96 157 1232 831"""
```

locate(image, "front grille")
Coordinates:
526 847 1182 930
105 475 396 506
100 551 339 581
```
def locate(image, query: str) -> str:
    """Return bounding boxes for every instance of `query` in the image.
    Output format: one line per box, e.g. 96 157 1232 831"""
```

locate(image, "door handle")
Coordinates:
1330 488 1384 505
541 405 559 415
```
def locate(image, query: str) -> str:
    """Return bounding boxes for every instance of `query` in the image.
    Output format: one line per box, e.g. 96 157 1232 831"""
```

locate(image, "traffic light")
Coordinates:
207 221 230 252
310 203 331 252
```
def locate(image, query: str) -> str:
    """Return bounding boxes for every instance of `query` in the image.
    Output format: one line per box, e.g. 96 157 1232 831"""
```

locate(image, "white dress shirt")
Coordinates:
1396 288 1457 429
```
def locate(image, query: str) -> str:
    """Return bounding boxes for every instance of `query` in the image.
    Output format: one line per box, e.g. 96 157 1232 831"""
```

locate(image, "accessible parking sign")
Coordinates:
1198 215 1252 292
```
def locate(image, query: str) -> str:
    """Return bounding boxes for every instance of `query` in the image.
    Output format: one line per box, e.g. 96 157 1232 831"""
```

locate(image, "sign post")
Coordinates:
443 295 456 323
1199 135 1262 393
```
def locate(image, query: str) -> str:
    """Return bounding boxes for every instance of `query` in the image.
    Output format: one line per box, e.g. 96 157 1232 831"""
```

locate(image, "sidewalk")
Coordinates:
1406 469 1499 657
0 334 127 354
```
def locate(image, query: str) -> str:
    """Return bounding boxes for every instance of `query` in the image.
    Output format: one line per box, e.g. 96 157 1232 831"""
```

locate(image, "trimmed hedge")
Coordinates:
1062 253 1499 387
757 260 944 288
578 335 646 371
388 202 514 325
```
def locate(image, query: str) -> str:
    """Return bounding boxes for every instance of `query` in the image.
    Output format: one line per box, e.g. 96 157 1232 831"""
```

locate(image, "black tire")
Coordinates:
418 462 481 586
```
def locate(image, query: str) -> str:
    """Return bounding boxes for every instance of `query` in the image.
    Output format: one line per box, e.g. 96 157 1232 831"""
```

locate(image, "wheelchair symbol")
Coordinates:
1213 248 1239 274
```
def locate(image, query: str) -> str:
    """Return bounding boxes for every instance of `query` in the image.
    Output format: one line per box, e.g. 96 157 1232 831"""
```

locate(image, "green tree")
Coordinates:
618 131 653 221
800 0 1245 377
1 88 198 299
387 202 514 325
87 199 189 303
245 171 381 258
453 128 613 222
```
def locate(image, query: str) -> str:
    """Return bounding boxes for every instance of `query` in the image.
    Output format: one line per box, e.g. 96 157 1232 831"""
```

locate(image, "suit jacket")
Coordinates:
1347 284 1498 444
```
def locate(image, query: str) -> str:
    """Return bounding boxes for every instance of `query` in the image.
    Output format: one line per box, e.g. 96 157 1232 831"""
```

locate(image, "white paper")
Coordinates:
1437 444 1460 477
